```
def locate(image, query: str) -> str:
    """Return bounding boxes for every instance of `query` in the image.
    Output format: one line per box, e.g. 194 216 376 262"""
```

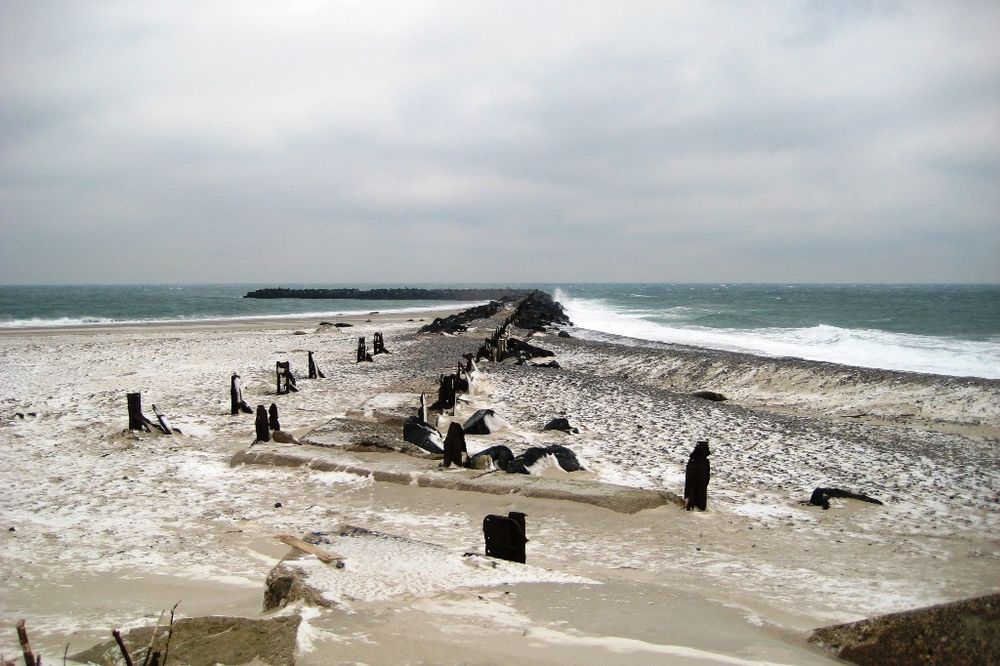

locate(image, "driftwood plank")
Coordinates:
275 534 344 563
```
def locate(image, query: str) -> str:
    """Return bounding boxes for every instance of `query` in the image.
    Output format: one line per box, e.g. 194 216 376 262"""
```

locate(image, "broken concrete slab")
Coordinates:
264 526 595 611
808 593 1000 665
70 615 301 666
231 445 680 513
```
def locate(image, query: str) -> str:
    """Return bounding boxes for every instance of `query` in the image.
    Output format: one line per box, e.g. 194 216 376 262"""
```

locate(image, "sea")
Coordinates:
1 283 998 379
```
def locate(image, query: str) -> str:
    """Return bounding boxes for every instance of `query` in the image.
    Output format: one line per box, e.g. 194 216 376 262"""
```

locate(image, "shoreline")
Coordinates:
0 307 468 337
1 304 997 664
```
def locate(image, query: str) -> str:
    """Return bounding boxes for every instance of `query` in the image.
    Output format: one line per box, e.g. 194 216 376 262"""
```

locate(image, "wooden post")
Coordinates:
231 373 253 414
483 512 528 564
254 405 270 442
17 619 39 666
127 392 153 432
112 629 134 666
268 403 280 431
151 405 173 435
442 422 467 468
373 332 388 355
308 351 324 379
276 361 298 394
418 393 428 424
435 374 456 411
356 337 366 363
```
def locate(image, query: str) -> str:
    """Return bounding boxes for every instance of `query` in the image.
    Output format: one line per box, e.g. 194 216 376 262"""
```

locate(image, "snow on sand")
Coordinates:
0 312 997 664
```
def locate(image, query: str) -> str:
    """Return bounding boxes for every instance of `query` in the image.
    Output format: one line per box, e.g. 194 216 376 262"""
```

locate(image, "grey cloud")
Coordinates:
1 1 998 284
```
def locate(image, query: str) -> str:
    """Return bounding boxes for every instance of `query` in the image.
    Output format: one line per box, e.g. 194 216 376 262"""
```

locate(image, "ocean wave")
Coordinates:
555 289 1000 379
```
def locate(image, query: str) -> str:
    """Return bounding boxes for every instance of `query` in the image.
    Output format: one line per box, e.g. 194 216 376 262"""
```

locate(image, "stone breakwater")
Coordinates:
420 289 572 334
244 287 530 300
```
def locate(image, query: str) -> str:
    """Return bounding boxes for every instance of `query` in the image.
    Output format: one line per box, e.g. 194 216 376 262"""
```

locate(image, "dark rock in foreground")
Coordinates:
246 287 529 300
72 615 301 666
809 593 1000 665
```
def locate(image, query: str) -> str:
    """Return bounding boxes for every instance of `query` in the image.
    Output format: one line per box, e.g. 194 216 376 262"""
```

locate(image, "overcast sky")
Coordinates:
1 1 998 284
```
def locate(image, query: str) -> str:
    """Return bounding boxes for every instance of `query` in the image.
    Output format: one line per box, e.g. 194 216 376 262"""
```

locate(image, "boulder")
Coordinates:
467 444 515 471
558 330 572 338
503 338 554 361
271 430 302 445
512 290 572 331
507 445 583 474
543 418 578 434
691 390 727 402
402 416 444 454
463 409 500 435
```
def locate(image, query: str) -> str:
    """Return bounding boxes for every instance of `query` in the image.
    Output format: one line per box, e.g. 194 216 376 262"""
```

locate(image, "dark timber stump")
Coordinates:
357 337 373 362
231 373 253 415
276 361 298 394
433 373 457 411
418 393 428 424
456 365 470 393
127 392 154 432
254 405 270 442
442 422 467 468
307 351 325 379
268 403 280 431
483 512 528 563
373 332 389 355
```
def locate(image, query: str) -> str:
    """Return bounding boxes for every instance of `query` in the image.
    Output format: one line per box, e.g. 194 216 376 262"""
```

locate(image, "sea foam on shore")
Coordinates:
555 287 1000 378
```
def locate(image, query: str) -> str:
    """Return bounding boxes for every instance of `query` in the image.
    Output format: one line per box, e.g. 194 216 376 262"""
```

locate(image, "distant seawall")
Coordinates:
244 287 530 300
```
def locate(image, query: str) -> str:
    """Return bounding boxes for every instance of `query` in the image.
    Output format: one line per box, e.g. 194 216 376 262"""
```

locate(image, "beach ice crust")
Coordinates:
285 528 594 606
486 339 999 538
1 313 997 658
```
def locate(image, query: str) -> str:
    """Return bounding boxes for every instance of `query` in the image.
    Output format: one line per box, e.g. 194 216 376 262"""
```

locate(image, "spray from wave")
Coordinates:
554 288 1000 379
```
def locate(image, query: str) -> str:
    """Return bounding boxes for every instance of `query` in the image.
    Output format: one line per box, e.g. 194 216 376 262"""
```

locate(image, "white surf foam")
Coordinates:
555 289 1000 379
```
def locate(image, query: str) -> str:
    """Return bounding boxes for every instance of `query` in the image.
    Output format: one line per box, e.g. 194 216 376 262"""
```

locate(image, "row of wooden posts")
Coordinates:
431 310 516 413
426 301 530 563
129 333 391 433
357 332 388 363
477 312 516 362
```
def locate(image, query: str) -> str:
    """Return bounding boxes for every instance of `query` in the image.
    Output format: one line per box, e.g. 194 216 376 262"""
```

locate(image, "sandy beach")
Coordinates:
1 302 997 665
